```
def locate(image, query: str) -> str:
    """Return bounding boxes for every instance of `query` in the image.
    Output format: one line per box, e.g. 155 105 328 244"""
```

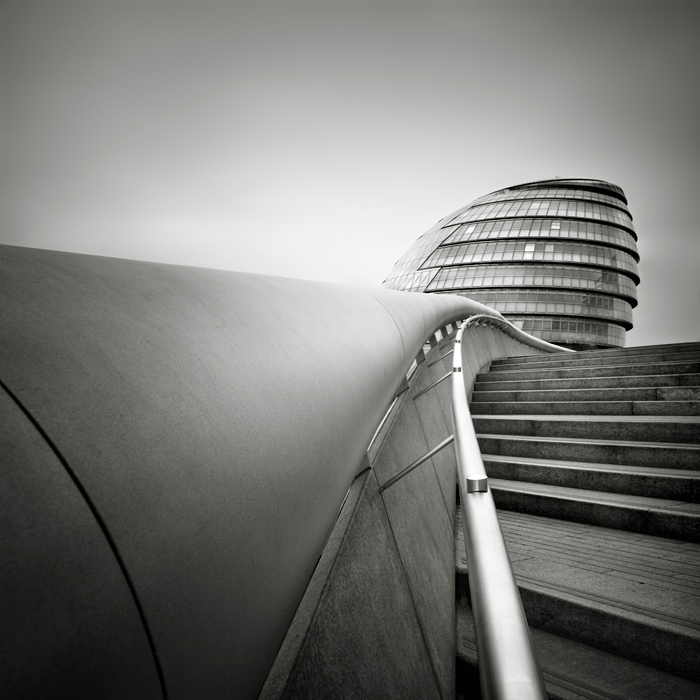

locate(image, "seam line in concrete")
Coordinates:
429 350 454 367
0 378 169 700
413 372 451 400
379 436 455 493
377 493 444 698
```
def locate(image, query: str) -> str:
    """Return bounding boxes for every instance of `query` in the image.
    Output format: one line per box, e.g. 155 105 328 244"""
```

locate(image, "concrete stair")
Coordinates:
456 342 700 699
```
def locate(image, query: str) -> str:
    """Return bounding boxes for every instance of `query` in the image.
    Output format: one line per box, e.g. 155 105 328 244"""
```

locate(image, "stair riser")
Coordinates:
473 417 700 443
478 362 700 382
490 488 700 542
473 386 700 403
483 460 700 502
475 374 700 392
477 435 700 470
456 571 700 684
491 351 700 372
473 401 700 416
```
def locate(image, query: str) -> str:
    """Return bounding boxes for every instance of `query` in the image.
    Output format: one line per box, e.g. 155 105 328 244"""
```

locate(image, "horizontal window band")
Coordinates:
421 259 640 285
443 214 637 239
434 236 639 261
461 193 633 217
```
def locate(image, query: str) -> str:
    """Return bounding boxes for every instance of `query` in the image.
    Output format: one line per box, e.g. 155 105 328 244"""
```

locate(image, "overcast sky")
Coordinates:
2 0 698 347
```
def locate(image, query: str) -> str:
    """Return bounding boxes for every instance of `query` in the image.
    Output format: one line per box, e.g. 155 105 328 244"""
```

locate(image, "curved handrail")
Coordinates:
451 320 548 700
463 314 576 354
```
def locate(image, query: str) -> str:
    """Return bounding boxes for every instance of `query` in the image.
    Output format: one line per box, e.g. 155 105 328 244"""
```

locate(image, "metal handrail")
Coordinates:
452 320 548 700
464 314 576 354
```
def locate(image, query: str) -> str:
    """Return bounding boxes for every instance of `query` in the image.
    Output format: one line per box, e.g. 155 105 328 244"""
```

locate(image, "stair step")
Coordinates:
489 478 700 541
477 433 700 470
472 400 700 415
472 414 700 443
457 604 700 700
482 455 700 501
493 342 700 365
456 511 700 683
491 350 700 372
459 343 700 695
475 373 700 392
477 360 700 382
472 385 700 403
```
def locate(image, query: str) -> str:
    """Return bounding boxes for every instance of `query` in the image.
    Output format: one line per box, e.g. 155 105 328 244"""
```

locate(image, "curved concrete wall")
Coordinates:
0 245 505 699
259 323 555 699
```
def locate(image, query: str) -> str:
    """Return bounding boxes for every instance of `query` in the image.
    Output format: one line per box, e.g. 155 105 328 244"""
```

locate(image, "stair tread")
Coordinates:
489 478 700 515
489 359 700 371
495 342 700 362
492 350 700 366
474 385 700 394
473 414 700 443
473 413 700 423
471 400 700 416
457 604 700 700
477 361 700 381
479 431 700 445
457 510 700 629
478 431 700 451
482 453 700 479
490 355 700 375
474 373 700 391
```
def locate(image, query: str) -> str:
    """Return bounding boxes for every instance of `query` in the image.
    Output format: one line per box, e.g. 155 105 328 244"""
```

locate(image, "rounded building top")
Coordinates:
382 177 638 349
491 178 628 205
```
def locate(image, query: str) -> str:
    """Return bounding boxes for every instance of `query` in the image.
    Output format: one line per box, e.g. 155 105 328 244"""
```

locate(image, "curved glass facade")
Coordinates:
383 178 639 348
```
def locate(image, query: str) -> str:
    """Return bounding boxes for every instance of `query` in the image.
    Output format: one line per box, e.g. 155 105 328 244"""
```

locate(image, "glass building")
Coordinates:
382 178 639 349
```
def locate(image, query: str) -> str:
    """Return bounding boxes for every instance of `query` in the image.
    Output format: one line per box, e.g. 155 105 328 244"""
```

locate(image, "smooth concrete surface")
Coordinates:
368 333 461 699
0 386 163 699
259 470 442 700
0 244 503 699
381 461 455 700
372 398 434 486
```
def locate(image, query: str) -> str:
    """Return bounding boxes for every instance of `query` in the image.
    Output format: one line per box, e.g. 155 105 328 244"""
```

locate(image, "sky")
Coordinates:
2 0 699 347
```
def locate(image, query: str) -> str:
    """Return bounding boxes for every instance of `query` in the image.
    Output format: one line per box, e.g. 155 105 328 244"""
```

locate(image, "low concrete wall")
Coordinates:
259 325 549 699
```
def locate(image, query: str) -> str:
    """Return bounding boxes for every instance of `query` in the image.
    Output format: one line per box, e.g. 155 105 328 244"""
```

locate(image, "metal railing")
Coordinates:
463 313 576 354
451 319 549 700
